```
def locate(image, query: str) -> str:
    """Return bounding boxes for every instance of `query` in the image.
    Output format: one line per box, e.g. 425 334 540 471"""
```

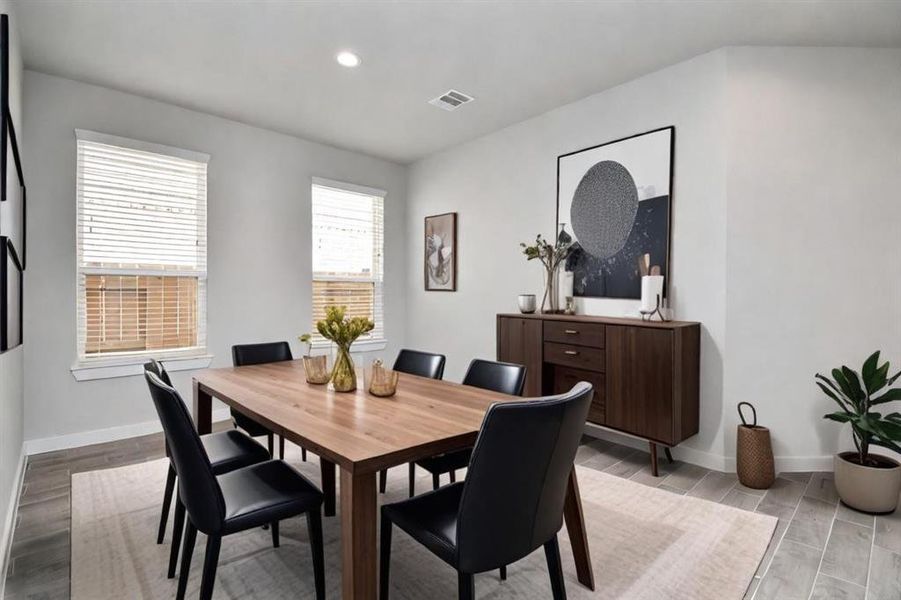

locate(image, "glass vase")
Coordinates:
542 266 559 313
330 343 356 392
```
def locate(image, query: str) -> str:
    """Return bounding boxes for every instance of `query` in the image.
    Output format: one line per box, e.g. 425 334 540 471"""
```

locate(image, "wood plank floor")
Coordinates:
4 431 900 599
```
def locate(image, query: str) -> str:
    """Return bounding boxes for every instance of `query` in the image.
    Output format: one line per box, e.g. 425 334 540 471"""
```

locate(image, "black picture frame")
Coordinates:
5 111 25 267
555 126 675 300
1 235 22 351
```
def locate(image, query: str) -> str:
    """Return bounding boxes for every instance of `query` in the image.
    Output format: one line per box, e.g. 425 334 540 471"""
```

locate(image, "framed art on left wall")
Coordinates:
1 236 22 351
424 212 457 291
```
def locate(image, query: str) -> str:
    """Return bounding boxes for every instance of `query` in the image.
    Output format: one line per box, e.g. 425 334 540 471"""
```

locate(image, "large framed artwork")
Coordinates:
556 126 674 299
1 236 22 351
424 212 457 291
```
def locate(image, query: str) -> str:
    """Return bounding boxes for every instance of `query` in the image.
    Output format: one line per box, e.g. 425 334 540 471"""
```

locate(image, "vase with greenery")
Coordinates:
520 226 573 313
816 350 901 513
315 306 374 392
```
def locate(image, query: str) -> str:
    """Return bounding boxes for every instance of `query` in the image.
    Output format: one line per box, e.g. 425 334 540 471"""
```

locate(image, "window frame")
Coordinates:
310 177 387 352
71 130 212 379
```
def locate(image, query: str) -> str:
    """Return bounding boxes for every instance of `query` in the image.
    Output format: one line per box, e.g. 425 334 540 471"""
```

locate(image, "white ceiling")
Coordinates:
14 1 901 164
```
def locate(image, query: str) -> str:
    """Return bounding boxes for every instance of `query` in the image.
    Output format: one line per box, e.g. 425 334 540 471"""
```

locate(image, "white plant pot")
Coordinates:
833 452 901 514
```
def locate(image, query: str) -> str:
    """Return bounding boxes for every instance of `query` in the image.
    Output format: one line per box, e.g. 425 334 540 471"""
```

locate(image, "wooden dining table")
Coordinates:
192 359 594 599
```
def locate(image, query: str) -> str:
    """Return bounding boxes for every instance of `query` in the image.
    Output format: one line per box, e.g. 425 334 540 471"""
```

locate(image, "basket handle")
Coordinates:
737 402 757 427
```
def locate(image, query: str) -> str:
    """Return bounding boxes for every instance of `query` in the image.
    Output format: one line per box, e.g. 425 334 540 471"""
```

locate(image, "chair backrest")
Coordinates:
143 359 173 386
393 349 446 380
144 370 225 535
462 359 526 396
456 382 593 573
232 341 294 367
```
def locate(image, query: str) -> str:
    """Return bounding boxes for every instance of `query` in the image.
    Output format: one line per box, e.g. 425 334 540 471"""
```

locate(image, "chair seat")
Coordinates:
219 460 323 534
382 482 464 566
416 448 472 475
203 430 271 475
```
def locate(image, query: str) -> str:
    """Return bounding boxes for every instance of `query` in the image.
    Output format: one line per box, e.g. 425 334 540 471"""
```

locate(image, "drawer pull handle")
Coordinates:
564 350 579 356
564 329 579 334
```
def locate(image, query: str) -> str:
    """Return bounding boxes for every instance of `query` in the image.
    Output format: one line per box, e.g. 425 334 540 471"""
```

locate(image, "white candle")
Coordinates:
640 275 664 312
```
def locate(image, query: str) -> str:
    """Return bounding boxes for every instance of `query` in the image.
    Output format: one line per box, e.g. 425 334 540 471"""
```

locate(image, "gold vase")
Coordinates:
331 344 356 392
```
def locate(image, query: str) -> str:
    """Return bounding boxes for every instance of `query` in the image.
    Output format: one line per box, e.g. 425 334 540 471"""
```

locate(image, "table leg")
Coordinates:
192 380 212 435
563 467 595 590
340 468 378 599
320 459 336 517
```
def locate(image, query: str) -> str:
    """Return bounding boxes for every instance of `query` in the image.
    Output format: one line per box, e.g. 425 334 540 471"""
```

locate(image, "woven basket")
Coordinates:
736 402 775 489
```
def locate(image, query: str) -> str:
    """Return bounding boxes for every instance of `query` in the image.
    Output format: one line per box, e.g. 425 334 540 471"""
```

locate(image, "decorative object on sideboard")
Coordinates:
366 359 399 397
558 269 574 313
816 351 901 513
735 402 775 490
557 126 673 300
639 274 669 322
519 225 573 313
315 305 374 392
424 212 457 291
517 294 536 314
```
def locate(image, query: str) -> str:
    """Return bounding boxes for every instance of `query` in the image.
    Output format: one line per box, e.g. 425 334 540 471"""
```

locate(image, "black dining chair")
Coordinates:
145 360 271 580
232 341 305 461
379 349 447 493
409 359 526 497
144 370 326 600
379 382 593 600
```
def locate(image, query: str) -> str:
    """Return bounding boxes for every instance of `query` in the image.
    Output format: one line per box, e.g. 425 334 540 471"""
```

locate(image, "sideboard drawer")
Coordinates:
543 341 604 372
552 366 605 425
544 320 605 348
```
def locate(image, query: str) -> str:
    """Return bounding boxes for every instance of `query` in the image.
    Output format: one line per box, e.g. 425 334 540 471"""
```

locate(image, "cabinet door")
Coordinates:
605 325 674 444
497 317 543 396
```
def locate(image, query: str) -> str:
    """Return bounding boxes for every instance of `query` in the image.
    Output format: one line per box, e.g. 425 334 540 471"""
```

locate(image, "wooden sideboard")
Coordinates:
497 313 700 476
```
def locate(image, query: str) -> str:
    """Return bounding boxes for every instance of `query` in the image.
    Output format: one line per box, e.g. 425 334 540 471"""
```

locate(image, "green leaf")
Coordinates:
832 369 856 402
816 382 853 413
868 363 890 396
823 412 854 423
871 388 901 405
870 438 901 455
862 351 880 391
842 367 865 401
888 369 901 387
874 419 901 443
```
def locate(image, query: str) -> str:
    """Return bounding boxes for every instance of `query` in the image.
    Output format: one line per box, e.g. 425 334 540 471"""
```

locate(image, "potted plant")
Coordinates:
816 351 901 513
316 306 374 392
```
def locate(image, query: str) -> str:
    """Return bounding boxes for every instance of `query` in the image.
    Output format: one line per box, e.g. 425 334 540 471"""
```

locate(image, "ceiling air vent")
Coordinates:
428 89 474 112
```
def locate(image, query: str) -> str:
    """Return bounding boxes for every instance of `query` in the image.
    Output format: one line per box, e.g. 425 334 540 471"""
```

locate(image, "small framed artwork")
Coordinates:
424 212 456 291
1 235 22 352
557 126 674 299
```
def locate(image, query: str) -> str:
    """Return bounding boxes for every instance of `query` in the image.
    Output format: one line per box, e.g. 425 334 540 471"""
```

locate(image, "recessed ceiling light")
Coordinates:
336 51 361 68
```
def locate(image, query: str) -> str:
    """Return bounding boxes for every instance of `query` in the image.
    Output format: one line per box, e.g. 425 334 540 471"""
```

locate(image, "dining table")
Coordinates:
192 359 594 599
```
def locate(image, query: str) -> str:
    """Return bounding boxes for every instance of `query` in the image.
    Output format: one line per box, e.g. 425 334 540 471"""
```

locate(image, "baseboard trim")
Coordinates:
23 408 232 456
582 424 834 474
0 449 26 600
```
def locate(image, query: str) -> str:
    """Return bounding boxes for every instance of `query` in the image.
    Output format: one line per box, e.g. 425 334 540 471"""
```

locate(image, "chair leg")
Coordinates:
458 571 475 600
271 520 280 548
544 534 566 600
449 469 456 483
175 521 197 600
168 498 185 578
267 433 274 457
500 565 507 580
379 511 393 600
199 535 221 600
279 436 285 459
379 468 388 494
307 510 325 600
157 464 176 544
408 463 416 498
302 446 307 461
432 473 440 491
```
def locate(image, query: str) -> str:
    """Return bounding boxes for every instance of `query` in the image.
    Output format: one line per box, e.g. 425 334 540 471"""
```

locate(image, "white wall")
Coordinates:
22 71 407 448
405 46 901 471
723 47 901 468
406 51 730 468
0 0 25 586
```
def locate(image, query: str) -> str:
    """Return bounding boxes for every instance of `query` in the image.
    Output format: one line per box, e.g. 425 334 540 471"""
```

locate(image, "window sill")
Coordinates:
309 339 388 354
70 353 214 382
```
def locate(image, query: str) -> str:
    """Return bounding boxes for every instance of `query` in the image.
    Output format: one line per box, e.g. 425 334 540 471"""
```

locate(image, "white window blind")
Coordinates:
311 180 385 343
75 130 209 361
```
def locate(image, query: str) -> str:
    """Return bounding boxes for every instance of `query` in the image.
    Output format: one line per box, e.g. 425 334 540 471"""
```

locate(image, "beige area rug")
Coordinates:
71 445 775 599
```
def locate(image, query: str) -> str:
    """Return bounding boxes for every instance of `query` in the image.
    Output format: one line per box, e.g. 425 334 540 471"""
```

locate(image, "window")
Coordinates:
311 178 385 345
75 130 208 363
